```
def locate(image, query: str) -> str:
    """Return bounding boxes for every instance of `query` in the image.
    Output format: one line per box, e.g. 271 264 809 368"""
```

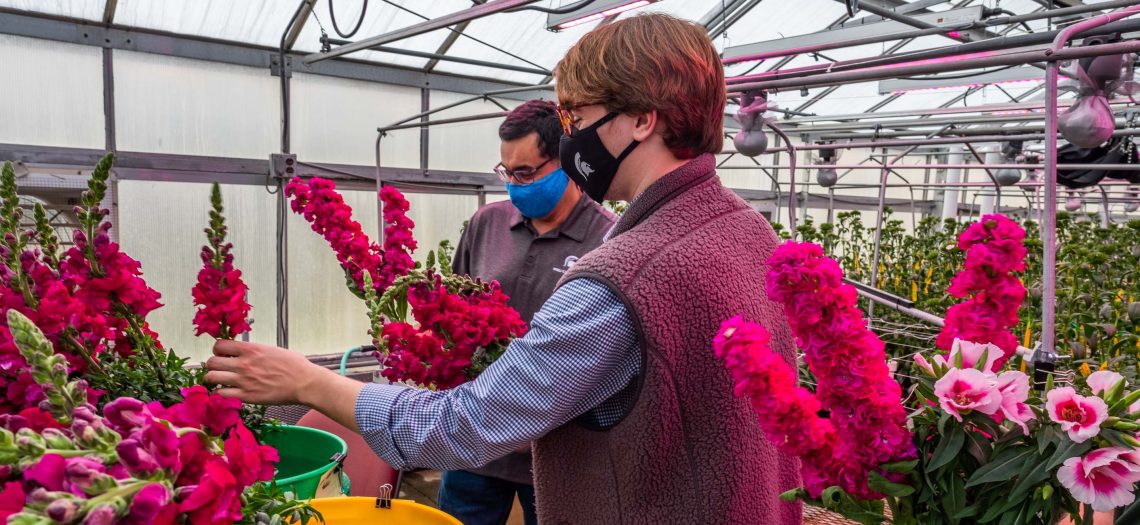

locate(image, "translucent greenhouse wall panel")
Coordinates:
117 181 278 364
427 91 526 173
291 73 420 167
285 188 374 357
403 193 480 259
0 35 104 149
114 51 277 158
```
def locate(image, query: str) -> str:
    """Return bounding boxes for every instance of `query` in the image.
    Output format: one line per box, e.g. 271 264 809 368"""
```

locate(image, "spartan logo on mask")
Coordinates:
574 152 594 180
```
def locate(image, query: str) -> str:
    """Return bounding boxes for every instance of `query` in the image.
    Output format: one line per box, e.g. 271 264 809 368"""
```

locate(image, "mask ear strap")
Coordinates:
615 140 640 163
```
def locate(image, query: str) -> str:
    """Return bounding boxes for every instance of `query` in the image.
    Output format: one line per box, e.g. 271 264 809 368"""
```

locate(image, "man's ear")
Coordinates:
631 110 658 142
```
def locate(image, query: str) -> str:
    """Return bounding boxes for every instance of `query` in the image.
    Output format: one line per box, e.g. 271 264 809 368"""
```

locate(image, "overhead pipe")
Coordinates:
730 39 1140 92
724 0 1140 68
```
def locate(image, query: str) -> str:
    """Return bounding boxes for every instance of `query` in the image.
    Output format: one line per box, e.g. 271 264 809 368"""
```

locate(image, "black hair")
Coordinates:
498 99 561 160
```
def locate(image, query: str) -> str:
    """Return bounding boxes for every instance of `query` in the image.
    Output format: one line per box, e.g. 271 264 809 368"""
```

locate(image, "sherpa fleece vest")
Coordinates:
532 154 802 525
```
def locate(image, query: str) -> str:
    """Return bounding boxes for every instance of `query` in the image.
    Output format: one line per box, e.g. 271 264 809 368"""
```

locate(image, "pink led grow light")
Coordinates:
557 0 653 29
891 77 1043 94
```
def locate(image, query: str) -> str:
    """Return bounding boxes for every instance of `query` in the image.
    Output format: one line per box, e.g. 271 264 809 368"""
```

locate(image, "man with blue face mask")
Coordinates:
440 99 615 525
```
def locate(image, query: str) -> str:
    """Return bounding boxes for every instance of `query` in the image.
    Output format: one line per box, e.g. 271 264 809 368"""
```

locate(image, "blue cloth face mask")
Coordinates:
506 167 569 219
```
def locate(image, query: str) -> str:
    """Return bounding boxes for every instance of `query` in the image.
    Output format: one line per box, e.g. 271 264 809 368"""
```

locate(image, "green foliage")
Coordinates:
33 203 60 270
238 482 323 525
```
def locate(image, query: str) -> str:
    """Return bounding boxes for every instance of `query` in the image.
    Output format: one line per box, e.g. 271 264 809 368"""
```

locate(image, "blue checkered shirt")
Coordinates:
354 278 639 471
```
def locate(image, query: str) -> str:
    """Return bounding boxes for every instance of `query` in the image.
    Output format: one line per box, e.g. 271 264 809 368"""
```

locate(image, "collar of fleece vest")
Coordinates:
611 154 716 239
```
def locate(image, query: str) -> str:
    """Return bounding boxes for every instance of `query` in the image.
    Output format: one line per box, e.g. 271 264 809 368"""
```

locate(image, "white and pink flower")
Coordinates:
1046 387 1109 443
994 371 1035 434
934 367 1001 422
944 339 1002 372
1086 371 1126 398
1057 447 1140 512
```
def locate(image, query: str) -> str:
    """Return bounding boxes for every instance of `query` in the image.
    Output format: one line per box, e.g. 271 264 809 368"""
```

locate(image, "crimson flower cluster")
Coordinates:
0 385 277 525
718 241 915 499
936 214 1028 369
192 184 251 340
286 178 416 295
378 275 527 390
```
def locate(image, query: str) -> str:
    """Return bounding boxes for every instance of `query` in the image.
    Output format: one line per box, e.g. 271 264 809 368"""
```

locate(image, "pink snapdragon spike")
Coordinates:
1086 370 1126 398
193 183 252 339
993 371 1035 435
937 214 1027 370
726 241 916 499
1047 387 1109 443
934 368 1002 422
1057 447 1140 511
713 316 843 497
285 177 416 295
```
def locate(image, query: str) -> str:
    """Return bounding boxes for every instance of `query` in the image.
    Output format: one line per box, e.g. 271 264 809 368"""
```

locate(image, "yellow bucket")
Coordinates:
308 496 461 525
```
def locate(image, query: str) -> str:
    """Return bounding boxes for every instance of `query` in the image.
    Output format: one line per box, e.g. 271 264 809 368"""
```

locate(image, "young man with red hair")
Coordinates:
207 13 800 523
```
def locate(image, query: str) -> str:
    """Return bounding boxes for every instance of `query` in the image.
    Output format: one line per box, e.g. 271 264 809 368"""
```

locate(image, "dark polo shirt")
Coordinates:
451 193 616 485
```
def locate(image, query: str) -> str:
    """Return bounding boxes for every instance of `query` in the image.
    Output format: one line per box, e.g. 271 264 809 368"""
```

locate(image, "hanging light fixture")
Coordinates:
1065 192 1084 212
816 148 838 188
546 0 659 31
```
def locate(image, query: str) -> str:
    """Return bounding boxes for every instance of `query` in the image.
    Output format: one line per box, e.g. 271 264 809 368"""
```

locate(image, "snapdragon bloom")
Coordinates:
937 214 1027 369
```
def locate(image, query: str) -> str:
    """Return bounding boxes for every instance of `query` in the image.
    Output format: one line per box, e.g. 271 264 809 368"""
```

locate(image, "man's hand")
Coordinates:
204 340 367 432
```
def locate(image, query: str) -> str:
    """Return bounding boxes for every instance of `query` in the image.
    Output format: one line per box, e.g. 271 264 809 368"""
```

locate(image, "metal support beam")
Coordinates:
102 48 115 152
0 9 544 99
303 0 540 64
424 21 470 73
102 0 118 24
420 88 430 172
283 0 317 51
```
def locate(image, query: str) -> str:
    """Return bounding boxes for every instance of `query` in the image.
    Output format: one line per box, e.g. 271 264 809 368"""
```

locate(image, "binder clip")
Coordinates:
376 483 393 509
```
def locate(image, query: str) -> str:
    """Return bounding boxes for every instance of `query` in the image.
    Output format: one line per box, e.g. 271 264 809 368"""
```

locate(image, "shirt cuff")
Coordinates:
353 382 411 466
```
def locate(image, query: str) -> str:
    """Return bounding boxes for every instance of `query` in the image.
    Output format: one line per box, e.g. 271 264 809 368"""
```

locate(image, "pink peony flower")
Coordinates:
1057 447 1140 511
993 371 1035 434
1086 370 1125 398
934 367 1002 422
1047 387 1109 443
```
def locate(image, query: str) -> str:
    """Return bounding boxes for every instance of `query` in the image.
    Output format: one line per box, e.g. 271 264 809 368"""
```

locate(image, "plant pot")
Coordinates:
307 497 460 525
259 425 349 499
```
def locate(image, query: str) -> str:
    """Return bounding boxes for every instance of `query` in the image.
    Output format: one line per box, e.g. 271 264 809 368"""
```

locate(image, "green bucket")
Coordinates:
260 425 350 499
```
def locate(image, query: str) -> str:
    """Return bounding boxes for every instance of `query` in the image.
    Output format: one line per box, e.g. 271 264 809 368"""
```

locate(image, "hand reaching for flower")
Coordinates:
204 340 365 432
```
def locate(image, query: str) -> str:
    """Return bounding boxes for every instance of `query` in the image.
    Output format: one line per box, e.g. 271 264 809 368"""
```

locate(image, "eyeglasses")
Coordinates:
555 104 579 136
494 157 554 185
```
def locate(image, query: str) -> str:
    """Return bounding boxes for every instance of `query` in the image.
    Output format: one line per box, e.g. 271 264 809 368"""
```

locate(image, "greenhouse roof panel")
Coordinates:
0 0 105 21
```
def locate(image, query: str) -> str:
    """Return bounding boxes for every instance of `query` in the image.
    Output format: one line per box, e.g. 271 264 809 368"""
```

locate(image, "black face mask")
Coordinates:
559 112 640 203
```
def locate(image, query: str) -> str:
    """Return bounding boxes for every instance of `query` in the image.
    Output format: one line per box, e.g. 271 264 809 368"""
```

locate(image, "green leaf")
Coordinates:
868 471 915 498
974 346 991 372
966 447 1036 488
978 494 1026 523
928 427 965 472
952 503 981 520
964 429 992 465
940 473 966 524
881 459 919 473
939 412 952 435
1100 428 1135 449
1038 426 1058 455
1047 437 1091 470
